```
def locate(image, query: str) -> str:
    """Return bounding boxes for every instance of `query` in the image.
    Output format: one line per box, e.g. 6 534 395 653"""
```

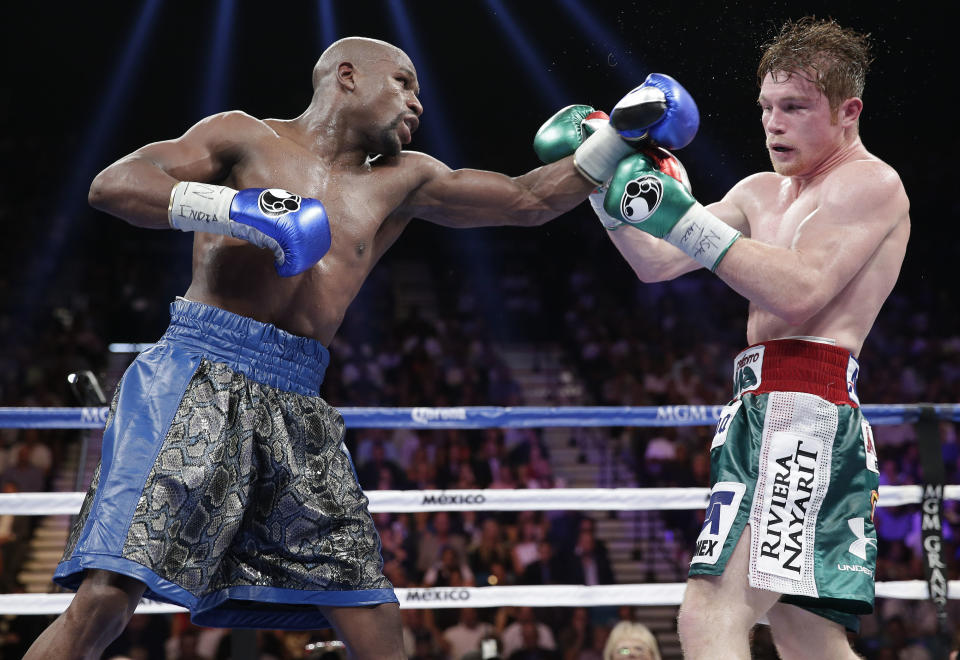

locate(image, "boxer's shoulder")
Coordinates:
722 171 782 213
822 157 903 197
181 111 278 157
191 110 266 135
366 150 448 187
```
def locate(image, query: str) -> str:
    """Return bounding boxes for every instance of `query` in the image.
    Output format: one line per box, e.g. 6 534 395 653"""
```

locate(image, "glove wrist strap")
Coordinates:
588 187 623 231
168 182 238 234
574 123 635 185
664 203 742 271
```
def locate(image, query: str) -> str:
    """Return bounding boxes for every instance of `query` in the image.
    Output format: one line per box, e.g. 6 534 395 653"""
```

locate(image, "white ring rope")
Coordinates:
0 485 952 516
1 404 952 615
0 581 954 615
0 486 950 613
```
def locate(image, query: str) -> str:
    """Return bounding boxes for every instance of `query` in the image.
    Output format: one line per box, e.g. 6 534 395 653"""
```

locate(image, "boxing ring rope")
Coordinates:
4 403 960 429
0 404 957 615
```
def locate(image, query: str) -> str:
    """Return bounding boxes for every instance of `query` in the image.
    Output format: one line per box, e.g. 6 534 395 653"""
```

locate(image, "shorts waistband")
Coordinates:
162 299 329 396
732 338 859 406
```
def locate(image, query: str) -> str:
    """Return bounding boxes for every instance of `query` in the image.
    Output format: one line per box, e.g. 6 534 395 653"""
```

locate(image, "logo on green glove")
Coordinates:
620 176 662 223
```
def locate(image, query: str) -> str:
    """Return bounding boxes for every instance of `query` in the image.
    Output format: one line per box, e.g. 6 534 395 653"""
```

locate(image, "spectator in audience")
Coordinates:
416 511 468 578
424 545 476 588
499 607 557 658
0 445 46 493
357 437 408 490
442 608 495 660
519 540 566 586
507 620 561 660
602 621 661 660
403 608 443 660
565 518 614 586
512 512 546 577
557 607 603 660
469 518 512 586
0 481 32 591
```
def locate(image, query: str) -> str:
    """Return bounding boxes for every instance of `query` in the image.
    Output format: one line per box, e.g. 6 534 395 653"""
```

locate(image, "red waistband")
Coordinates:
732 338 859 407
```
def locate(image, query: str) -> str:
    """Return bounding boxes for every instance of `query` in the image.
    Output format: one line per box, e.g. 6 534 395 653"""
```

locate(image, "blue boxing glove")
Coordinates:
610 73 699 149
168 182 331 277
574 73 700 185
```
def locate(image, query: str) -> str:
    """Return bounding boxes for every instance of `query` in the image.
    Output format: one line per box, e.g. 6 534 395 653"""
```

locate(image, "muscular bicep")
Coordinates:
128 132 233 183
88 112 248 228
402 154 593 228
116 111 250 185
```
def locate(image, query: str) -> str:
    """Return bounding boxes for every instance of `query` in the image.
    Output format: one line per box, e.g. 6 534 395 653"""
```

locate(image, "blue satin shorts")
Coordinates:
55 299 396 629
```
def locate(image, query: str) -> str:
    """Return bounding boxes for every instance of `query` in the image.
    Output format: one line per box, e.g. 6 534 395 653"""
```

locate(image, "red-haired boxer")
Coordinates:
592 19 908 660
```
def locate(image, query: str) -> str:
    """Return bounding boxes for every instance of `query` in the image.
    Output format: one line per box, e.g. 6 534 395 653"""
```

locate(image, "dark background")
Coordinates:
0 5 953 657
0 0 953 365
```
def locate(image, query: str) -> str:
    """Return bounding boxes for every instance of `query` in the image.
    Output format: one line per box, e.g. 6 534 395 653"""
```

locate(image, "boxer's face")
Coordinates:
364 53 421 157
759 70 849 177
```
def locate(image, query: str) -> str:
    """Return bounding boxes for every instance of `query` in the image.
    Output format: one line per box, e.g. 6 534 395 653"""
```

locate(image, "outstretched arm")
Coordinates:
401 154 596 229
403 73 700 230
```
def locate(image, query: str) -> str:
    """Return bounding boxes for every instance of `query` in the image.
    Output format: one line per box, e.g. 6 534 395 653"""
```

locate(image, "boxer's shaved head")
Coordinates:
313 37 413 91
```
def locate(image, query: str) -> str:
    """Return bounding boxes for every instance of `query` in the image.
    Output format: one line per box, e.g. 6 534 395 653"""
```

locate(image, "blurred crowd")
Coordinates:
1 203 959 658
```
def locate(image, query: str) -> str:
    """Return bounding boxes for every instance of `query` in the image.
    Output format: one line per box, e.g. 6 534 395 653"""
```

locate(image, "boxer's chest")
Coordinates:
233 149 410 249
748 182 824 249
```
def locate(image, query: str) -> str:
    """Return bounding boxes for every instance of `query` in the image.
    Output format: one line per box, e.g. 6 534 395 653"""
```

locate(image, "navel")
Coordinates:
356 242 367 256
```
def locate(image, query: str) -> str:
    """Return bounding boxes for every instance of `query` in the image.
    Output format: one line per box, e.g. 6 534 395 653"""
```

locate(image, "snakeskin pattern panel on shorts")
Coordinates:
117 358 390 596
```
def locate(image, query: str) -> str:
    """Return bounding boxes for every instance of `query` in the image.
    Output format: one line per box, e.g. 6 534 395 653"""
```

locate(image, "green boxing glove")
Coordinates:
535 106 624 231
602 149 742 271
533 105 610 164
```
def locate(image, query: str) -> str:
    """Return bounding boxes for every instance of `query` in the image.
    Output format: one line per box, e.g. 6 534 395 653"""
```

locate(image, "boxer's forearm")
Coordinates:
715 238 829 324
606 226 701 282
411 156 595 229
88 156 179 229
510 157 598 224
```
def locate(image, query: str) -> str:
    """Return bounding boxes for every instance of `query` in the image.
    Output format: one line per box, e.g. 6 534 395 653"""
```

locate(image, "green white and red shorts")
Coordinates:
688 338 879 631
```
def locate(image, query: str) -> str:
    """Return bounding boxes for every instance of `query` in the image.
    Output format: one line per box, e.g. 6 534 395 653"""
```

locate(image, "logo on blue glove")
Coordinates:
620 176 662 222
258 189 302 217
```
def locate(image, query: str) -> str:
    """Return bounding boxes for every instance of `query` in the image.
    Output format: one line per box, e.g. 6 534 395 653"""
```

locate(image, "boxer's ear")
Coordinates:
337 62 356 91
837 97 862 127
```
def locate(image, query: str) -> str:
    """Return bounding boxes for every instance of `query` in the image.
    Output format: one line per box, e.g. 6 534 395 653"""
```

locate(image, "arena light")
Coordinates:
199 0 236 117
19 0 164 324
556 0 647 82
317 0 338 50
385 0 460 166
557 0 740 190
385 0 526 339
483 0 567 109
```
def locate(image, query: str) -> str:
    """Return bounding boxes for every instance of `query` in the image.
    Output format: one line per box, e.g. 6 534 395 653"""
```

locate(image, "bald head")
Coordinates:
312 37 411 91
305 36 421 158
